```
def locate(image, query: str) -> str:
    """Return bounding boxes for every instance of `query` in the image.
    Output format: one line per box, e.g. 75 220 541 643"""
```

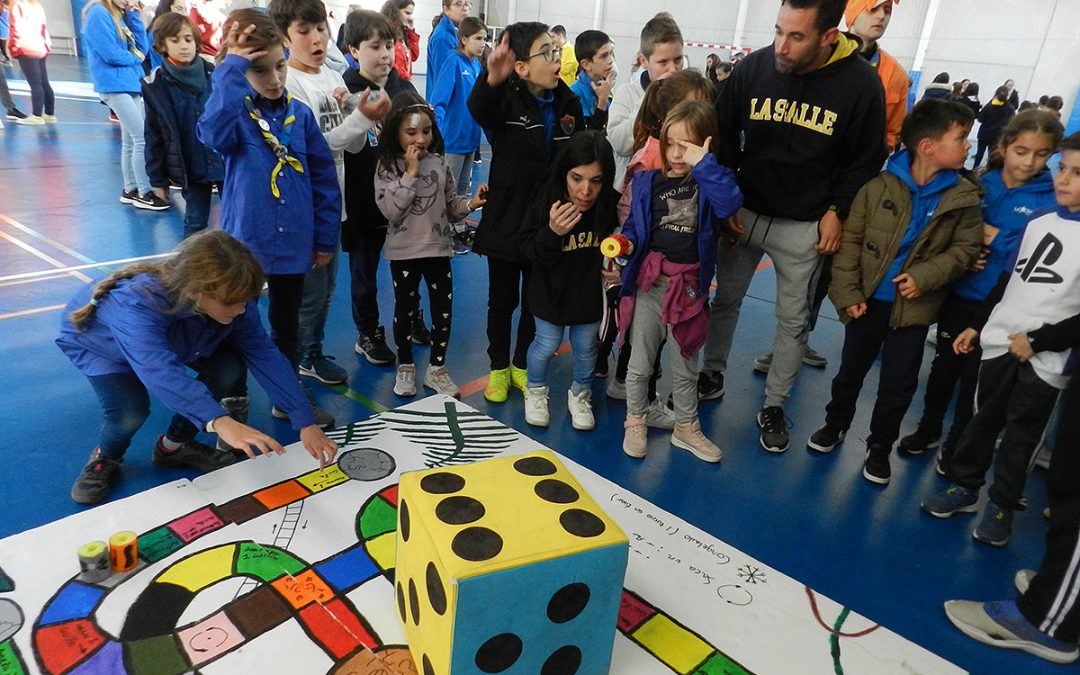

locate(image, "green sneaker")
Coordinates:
510 365 528 391
484 368 511 403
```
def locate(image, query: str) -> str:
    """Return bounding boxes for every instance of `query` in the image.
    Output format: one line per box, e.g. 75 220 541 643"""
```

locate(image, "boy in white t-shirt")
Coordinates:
268 0 390 387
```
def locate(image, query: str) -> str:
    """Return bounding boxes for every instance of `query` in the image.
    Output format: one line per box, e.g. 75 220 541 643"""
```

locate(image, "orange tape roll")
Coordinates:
600 234 632 259
109 531 139 572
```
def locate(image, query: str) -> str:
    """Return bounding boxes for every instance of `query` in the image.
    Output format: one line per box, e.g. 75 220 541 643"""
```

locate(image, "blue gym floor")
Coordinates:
0 57 1060 674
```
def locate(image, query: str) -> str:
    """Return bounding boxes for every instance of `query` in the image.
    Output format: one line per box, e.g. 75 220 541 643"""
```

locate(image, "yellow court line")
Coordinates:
0 304 65 320
0 230 93 283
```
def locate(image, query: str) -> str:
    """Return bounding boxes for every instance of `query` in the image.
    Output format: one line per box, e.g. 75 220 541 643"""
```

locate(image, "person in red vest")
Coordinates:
845 0 908 151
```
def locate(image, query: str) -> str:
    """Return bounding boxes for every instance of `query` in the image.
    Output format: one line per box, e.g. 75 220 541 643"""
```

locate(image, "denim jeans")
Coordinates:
348 227 387 336
87 343 248 459
0 63 16 111
181 183 214 239
445 153 474 198
527 317 598 393
17 56 53 116
299 246 339 362
100 92 151 195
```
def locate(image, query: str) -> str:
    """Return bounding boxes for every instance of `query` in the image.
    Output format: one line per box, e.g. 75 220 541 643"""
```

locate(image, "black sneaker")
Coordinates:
898 427 940 456
71 450 122 505
756 406 790 453
594 357 609 379
271 381 336 429
697 371 725 401
132 192 170 211
355 326 396 365
119 189 138 204
6 107 27 120
863 443 892 485
807 424 846 453
410 309 432 345
153 436 236 472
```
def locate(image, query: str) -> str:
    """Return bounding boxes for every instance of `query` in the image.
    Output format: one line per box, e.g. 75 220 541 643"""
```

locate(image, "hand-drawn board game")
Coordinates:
0 396 964 674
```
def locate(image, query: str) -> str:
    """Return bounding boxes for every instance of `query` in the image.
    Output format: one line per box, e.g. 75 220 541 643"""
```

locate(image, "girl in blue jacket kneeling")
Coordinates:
57 232 338 506
618 100 742 463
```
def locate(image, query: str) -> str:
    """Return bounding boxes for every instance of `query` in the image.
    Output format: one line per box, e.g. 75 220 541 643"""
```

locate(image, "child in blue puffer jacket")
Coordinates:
143 11 224 239
901 109 1064 469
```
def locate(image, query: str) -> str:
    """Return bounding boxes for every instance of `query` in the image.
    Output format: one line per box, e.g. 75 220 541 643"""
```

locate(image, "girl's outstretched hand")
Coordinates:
548 200 582 235
300 425 338 469
487 33 515 86
214 416 285 459
674 136 712 168
225 22 268 62
468 184 489 210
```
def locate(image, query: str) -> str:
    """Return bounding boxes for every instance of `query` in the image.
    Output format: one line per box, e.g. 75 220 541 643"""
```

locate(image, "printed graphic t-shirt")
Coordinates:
287 67 348 217
649 173 699 264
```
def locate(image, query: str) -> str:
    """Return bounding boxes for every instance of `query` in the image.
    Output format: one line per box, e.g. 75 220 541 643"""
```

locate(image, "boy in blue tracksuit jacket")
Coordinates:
197 17 340 387
904 165 1057 464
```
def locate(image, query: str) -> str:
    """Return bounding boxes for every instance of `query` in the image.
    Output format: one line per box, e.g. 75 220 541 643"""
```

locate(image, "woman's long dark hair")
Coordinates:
376 91 445 174
530 130 619 230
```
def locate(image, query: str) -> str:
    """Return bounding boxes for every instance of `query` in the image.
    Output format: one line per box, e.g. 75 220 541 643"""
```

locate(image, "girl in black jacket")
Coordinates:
520 131 618 431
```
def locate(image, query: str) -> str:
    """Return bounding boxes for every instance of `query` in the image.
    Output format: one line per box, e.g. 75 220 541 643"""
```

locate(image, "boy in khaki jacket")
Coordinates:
806 99 983 485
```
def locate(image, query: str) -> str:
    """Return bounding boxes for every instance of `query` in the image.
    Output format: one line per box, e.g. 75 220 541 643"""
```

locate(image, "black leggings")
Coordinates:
17 55 54 117
391 257 452 366
267 273 306 370
486 257 534 371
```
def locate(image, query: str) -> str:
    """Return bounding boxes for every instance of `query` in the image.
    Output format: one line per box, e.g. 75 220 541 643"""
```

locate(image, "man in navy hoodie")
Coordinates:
700 0 887 454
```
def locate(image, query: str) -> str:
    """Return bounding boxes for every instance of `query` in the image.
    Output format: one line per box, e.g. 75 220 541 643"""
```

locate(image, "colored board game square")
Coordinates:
138 527 184 563
314 543 379 593
168 507 225 543
297 600 374 659
358 495 397 540
633 614 714 675
253 481 311 510
235 542 306 581
177 611 244 666
381 485 398 506
323 597 378 650
124 635 189 675
364 531 396 572
39 582 107 625
619 590 657 633
271 569 334 609
69 638 123 675
296 465 348 493
692 651 752 675
0 640 26 674
33 620 106 675
226 585 293 638
216 495 269 525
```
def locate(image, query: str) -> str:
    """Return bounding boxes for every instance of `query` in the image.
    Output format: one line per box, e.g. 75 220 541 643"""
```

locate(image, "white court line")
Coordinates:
0 272 78 288
0 213 98 264
0 230 93 283
0 252 174 283
0 304 66 320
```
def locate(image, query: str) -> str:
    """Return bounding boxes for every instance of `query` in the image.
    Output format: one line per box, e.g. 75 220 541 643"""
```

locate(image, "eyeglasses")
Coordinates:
528 45 562 63
451 1 472 8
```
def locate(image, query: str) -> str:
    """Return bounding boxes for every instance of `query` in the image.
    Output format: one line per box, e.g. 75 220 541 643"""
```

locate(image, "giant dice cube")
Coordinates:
395 450 628 675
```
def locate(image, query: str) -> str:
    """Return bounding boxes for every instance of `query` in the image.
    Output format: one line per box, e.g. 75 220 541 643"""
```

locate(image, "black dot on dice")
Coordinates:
474 633 523 673
436 495 486 525
426 562 447 615
421 472 466 494
541 645 582 675
513 456 557 476
422 654 435 675
547 582 590 623
399 498 411 542
408 577 421 626
451 527 503 562
396 581 406 623
535 479 579 504
560 509 606 537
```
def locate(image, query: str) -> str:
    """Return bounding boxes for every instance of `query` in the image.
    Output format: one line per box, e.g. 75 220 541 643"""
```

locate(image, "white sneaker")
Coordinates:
606 378 626 400
623 413 648 458
1014 569 1036 595
567 389 595 431
423 366 459 397
394 364 416 396
524 386 550 427
645 398 675 429
671 420 723 463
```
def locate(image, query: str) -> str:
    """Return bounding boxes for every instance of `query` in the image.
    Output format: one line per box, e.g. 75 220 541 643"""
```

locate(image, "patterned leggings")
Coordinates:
390 257 453 366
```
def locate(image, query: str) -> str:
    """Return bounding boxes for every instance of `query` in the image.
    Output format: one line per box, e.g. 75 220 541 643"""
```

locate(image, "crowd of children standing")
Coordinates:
7 0 1078 664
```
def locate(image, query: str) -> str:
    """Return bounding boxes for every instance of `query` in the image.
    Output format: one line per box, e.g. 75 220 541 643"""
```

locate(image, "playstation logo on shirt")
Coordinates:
1015 233 1064 284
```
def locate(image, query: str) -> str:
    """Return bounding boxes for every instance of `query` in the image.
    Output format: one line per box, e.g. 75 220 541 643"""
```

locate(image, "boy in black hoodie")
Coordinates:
341 10 421 366
700 0 887 454
467 21 601 404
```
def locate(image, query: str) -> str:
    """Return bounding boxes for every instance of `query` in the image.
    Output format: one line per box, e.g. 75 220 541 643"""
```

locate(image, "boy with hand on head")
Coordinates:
341 9 420 367
807 99 983 485
267 0 390 387
467 21 596 403
609 16 684 188
568 29 615 129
